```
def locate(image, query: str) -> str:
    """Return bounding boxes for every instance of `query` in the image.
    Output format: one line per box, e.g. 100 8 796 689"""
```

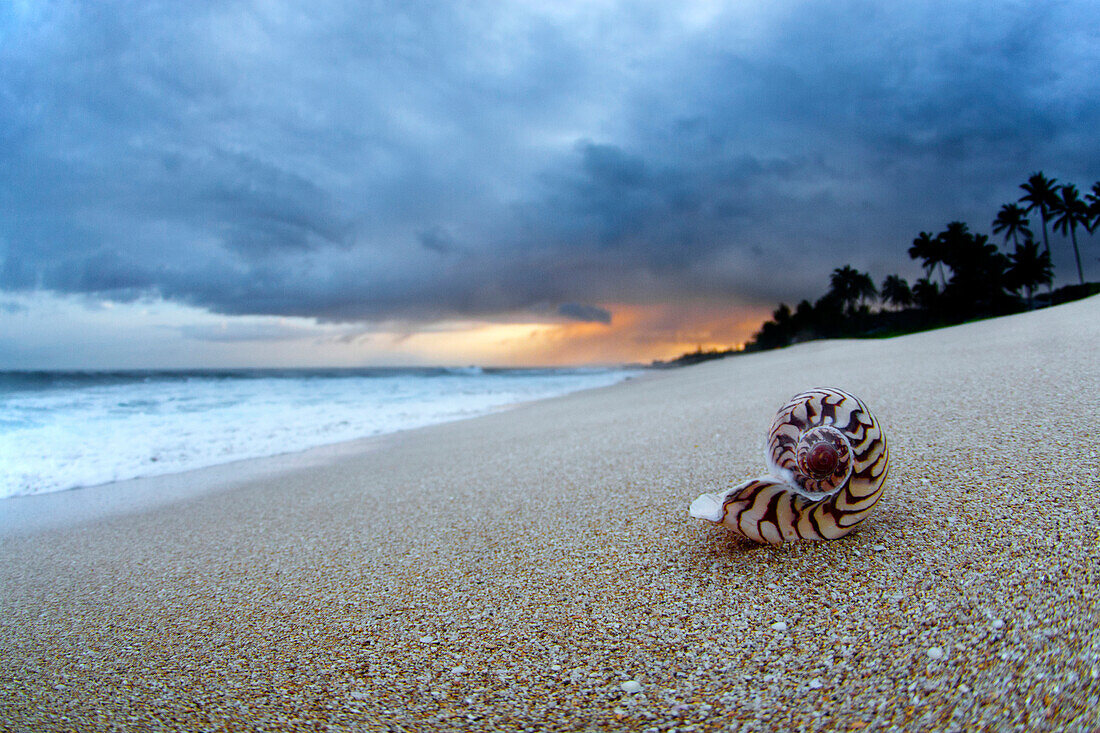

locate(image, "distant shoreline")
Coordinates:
655 280 1100 368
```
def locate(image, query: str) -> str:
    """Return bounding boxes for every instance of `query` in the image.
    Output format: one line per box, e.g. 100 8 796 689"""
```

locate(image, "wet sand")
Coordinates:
2 296 1098 731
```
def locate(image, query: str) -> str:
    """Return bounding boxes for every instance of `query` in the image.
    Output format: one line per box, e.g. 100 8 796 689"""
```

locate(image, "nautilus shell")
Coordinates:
689 387 888 544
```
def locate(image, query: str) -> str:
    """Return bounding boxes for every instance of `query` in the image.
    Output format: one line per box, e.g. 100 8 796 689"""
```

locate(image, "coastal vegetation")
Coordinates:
656 171 1098 366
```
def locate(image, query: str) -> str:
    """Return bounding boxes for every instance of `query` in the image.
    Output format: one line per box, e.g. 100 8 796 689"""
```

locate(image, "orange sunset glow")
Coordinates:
389 302 773 366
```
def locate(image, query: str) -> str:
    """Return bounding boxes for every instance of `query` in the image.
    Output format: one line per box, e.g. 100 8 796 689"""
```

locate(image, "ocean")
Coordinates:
0 367 640 498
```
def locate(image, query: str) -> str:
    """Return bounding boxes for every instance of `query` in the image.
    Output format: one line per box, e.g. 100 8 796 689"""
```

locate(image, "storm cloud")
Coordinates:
557 303 612 325
2 0 1099 326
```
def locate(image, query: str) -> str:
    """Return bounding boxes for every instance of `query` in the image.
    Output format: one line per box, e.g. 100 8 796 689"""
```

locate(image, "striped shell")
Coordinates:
689 388 888 544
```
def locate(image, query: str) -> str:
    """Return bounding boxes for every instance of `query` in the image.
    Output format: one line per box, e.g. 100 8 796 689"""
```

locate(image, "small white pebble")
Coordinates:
450 666 466 674
766 583 778 590
772 621 788 632
872 544 886 552
621 680 643 694
926 646 944 660
420 635 435 643
809 678 823 689
991 619 1004 630
959 684 970 693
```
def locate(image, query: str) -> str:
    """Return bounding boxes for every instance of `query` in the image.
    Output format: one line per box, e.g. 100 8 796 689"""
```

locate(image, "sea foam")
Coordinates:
0 368 637 497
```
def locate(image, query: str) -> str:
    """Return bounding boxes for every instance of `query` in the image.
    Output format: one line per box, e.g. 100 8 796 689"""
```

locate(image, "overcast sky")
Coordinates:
2 0 1098 367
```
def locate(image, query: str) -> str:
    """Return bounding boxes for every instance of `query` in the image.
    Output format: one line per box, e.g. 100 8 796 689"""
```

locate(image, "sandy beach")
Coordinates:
2 297 1098 731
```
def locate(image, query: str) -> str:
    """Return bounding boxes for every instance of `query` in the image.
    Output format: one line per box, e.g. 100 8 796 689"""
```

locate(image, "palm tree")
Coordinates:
880 274 912 310
853 271 877 310
1085 181 1100 233
912 278 939 312
908 231 945 285
1019 172 1059 290
936 224 1012 317
936 221 974 280
1006 238 1053 309
829 265 878 315
992 203 1032 248
1051 183 1089 285
828 266 857 310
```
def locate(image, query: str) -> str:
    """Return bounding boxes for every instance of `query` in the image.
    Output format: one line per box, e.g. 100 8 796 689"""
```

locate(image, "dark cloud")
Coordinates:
557 303 612 324
417 227 458 254
1 1 1098 324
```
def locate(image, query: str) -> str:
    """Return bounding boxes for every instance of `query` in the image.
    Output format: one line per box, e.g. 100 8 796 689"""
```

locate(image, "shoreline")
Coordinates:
0 429 400 539
0 368 649 530
1 296 1097 730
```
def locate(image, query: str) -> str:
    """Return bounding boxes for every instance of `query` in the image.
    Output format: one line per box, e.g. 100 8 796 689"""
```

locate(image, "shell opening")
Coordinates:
806 442 839 478
790 425 853 498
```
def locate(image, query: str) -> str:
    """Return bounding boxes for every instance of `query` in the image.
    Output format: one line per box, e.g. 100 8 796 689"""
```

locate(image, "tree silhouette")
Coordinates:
880 274 912 310
811 292 845 338
1051 183 1089 285
912 278 939 312
772 303 792 332
1086 182 1100 234
735 169 1097 362
992 203 1032 248
1006 238 1052 309
855 273 877 309
935 221 973 287
936 222 1011 318
1019 172 1060 290
829 265 877 315
793 300 815 337
908 231 945 285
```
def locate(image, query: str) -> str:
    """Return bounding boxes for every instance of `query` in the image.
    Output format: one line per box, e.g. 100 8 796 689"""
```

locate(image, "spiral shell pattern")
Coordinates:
689 388 888 544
